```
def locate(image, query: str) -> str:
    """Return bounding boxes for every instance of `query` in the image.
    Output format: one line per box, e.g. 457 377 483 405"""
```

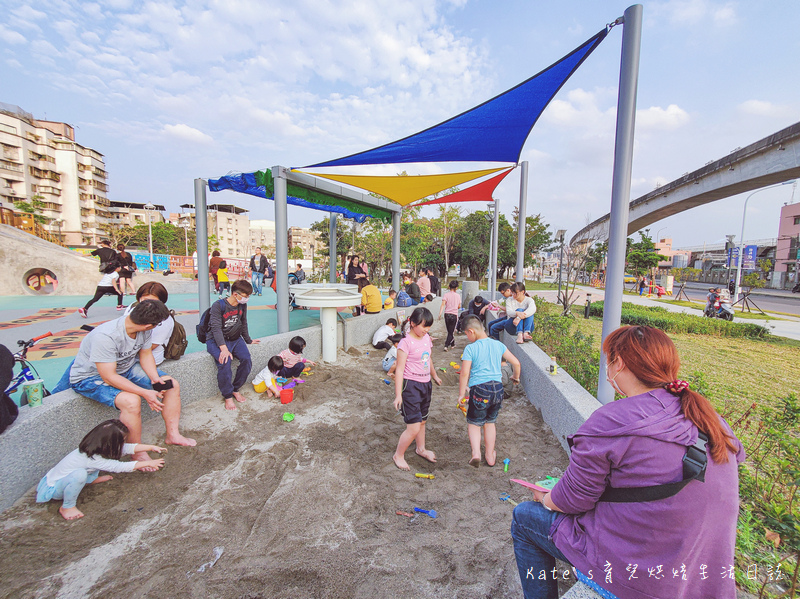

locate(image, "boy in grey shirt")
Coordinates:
53 300 196 463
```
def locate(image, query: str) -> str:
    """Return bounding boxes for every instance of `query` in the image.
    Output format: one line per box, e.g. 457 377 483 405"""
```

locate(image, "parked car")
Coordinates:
623 273 637 283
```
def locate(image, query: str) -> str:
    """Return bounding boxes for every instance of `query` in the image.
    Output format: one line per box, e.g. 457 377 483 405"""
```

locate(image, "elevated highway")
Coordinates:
571 121 800 245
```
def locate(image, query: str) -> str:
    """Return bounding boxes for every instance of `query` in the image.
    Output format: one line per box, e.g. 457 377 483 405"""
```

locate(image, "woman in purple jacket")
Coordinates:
511 325 744 599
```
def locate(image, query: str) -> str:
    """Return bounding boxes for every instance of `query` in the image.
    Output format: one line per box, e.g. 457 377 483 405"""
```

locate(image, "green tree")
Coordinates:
671 267 701 283
451 211 493 279
512 211 554 269
113 222 197 255
311 217 351 272
626 231 668 275
288 245 304 265
13 195 48 225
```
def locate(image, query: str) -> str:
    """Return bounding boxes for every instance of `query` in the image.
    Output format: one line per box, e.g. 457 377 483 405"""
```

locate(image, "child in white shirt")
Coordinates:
36 419 165 521
382 334 403 377
252 356 284 398
373 318 398 351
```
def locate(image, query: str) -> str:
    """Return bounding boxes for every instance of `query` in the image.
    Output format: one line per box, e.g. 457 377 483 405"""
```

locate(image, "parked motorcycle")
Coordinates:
792 282 800 293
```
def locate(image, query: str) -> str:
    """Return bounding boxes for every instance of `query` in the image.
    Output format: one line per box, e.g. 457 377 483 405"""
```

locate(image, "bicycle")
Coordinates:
6 332 54 404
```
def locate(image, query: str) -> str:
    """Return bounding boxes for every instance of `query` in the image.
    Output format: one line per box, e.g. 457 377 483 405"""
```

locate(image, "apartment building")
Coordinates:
289 226 322 260
0 103 110 245
250 219 276 256
109 201 166 227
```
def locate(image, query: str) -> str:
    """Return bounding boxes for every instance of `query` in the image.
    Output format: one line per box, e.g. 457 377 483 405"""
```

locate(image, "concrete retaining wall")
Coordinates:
0 325 321 513
485 304 601 453
0 224 103 296
341 298 443 350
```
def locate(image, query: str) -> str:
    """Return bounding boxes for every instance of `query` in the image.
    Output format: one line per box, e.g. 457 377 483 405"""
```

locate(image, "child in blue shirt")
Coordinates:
458 314 520 468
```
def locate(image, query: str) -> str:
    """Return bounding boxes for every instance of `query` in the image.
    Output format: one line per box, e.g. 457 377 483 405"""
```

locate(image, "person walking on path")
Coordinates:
209 250 223 294
79 262 125 317
427 267 441 297
116 244 137 296
249 247 269 296
438 280 461 350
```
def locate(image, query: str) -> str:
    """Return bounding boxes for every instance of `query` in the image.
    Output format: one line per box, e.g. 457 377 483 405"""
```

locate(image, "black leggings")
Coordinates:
444 313 457 348
84 286 123 312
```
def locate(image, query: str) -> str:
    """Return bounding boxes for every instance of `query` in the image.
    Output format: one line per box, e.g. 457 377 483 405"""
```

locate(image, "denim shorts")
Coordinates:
466 381 504 425
71 362 166 408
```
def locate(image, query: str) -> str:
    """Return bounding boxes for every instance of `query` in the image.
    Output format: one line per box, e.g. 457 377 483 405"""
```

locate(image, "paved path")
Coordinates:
532 285 800 341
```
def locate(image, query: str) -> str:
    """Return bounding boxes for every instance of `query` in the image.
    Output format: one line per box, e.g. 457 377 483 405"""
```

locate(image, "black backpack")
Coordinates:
196 299 226 343
163 312 188 360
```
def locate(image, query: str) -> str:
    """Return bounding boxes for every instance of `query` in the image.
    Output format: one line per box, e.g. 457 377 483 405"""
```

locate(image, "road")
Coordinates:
679 282 800 316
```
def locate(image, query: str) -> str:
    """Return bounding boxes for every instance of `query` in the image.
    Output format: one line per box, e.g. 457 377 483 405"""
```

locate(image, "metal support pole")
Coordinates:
194 179 210 315
597 4 642 405
329 213 338 283
516 161 528 283
147 210 154 271
491 197 500 299
392 210 402 292
273 166 290 333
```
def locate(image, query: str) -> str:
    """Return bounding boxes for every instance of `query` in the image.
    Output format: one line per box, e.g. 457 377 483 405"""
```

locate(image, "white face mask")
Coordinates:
606 359 626 397
237 295 249 304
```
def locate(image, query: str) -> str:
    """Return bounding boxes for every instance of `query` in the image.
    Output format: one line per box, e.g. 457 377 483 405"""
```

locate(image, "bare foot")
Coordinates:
516 334 524 344
59 506 85 520
165 434 197 447
133 451 158 472
485 449 497 467
415 448 437 463
90 475 113 485
232 391 247 403
469 457 480 468
392 454 410 471
224 397 237 410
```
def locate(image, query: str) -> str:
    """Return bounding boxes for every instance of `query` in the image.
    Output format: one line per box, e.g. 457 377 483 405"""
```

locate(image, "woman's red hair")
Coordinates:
603 325 737 463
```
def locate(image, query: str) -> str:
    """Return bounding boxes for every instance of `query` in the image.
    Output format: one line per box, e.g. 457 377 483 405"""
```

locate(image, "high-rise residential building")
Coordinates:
0 102 111 245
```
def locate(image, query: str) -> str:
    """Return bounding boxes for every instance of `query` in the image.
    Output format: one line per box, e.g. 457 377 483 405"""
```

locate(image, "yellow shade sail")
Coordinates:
295 167 508 206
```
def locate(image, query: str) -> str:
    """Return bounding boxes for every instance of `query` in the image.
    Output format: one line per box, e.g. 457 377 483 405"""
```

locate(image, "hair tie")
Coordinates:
666 379 689 394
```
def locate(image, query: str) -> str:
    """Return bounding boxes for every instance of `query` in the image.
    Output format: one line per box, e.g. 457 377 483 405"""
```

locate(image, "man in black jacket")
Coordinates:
249 247 270 296
427 267 441 297
91 240 117 271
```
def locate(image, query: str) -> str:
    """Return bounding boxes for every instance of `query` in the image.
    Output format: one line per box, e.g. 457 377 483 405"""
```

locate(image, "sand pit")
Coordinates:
0 320 571 598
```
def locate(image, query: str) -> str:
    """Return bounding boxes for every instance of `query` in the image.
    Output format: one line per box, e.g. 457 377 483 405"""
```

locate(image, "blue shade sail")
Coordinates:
305 29 608 168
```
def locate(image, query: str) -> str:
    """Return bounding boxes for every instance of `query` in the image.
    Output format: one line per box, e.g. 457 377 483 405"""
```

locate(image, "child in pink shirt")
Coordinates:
277 336 316 378
392 307 442 471
437 279 461 350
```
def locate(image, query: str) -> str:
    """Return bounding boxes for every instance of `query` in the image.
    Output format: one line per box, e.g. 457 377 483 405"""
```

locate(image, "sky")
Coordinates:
2 0 799 248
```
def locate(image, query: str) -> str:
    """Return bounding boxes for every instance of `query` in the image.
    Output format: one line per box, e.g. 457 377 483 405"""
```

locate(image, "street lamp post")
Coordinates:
556 229 567 307
144 202 155 271
52 219 63 244
733 181 796 304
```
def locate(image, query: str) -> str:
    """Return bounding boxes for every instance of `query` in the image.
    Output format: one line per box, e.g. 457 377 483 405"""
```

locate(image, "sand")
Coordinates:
0 319 571 599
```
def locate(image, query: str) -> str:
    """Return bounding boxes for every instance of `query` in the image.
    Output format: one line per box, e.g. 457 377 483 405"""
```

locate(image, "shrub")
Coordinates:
531 297 600 395
588 301 770 339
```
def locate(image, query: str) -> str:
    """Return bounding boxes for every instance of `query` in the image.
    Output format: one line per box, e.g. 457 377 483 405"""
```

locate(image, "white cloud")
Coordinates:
737 100 794 119
163 123 214 144
11 5 47 20
0 25 26 45
636 104 690 131
652 0 738 26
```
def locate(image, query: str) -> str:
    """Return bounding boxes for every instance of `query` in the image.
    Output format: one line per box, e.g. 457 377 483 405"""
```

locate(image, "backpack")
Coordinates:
196 299 226 343
162 312 188 360
218 260 227 269
396 290 413 307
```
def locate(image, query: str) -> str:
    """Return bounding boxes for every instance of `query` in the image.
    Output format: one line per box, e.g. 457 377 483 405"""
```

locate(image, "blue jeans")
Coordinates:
511 501 571 599
53 361 165 408
251 271 264 294
488 316 510 340
504 309 534 335
206 337 252 399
